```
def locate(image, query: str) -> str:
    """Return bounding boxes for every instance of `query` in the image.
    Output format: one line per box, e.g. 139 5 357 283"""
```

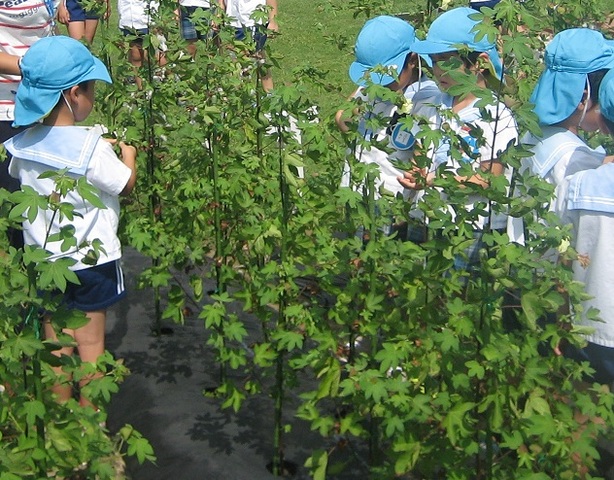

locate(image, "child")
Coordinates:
397 7 517 269
4 36 137 407
552 67 614 385
336 15 439 236
178 0 217 58
222 0 278 92
59 0 109 44
0 0 57 248
523 29 614 191
119 0 167 89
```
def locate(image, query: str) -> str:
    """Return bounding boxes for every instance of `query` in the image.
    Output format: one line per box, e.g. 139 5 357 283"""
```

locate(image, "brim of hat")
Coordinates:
348 51 433 86
412 39 457 55
349 49 408 86
13 57 112 127
530 69 586 125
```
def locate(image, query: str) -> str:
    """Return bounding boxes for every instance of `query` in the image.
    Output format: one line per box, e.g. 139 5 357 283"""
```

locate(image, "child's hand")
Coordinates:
58 2 70 25
398 167 428 190
119 142 137 162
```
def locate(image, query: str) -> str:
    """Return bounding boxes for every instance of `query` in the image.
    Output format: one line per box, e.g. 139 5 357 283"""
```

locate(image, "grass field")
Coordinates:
270 0 614 117
73 0 614 119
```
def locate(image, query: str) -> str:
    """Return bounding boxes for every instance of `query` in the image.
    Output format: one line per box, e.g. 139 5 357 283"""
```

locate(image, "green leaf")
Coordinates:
442 402 475 445
305 450 328 480
127 436 156 464
465 360 485 379
20 400 45 425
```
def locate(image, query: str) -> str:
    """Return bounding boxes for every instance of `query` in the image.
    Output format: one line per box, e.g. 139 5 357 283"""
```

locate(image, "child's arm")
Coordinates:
454 158 504 188
335 88 361 133
0 53 21 76
118 142 137 196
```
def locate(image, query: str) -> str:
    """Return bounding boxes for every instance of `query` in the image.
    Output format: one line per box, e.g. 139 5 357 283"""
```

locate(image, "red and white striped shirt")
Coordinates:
0 0 57 121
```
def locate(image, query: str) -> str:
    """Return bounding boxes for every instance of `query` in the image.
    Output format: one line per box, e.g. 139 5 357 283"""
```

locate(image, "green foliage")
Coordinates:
4 0 614 478
0 170 154 477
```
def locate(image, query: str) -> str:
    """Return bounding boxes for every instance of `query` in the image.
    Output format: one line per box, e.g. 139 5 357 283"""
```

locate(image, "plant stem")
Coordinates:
273 119 288 477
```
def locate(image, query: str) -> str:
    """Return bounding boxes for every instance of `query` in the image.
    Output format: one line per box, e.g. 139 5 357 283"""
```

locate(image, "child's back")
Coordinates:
3 36 137 408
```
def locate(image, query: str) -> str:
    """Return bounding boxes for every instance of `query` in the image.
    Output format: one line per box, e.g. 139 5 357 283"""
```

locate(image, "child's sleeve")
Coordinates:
86 140 133 196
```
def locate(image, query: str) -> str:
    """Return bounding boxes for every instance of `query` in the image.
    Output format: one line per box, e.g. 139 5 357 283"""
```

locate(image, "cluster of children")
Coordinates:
340 7 614 386
118 0 277 90
1 2 614 419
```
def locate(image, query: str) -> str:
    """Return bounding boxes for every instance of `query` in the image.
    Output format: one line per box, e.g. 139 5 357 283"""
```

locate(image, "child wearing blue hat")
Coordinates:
397 7 517 268
523 28 614 192
4 36 137 407
550 68 614 385
336 15 440 229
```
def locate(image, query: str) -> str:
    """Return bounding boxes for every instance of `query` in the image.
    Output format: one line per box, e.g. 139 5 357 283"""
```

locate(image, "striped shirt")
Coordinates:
0 0 57 121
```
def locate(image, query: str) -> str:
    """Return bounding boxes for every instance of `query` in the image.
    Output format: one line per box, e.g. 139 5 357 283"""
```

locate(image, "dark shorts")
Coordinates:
121 27 149 45
563 341 614 385
66 0 99 21
234 24 267 51
65 260 127 311
179 6 211 40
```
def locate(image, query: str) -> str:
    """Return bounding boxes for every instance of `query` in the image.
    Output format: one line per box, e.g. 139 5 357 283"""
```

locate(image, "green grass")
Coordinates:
77 0 614 120
272 1 418 116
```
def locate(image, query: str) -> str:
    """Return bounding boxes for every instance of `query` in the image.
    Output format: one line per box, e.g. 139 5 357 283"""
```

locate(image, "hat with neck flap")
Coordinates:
349 15 431 86
599 68 614 124
530 28 614 126
13 36 112 127
411 7 503 80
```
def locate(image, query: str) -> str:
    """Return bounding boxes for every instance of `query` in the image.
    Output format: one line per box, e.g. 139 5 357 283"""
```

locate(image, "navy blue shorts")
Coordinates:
121 27 149 45
234 24 267 51
563 341 614 385
66 0 99 21
65 260 127 311
179 6 211 40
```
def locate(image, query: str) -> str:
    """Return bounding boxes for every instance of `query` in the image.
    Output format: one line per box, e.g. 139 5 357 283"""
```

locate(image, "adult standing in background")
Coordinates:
0 0 58 221
222 0 278 92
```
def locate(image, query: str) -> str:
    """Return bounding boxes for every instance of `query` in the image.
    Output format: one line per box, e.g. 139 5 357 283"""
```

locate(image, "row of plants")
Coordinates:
2 0 614 478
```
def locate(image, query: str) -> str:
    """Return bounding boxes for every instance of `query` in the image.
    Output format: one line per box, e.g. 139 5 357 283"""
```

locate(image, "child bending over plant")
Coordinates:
397 7 518 272
335 15 440 238
4 36 137 408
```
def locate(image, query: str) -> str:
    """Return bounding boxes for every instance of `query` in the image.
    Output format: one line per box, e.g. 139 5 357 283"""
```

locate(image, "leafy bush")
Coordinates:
2 0 613 478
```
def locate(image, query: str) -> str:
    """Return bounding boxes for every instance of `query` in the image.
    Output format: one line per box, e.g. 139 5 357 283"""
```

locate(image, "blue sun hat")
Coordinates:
13 36 112 127
349 15 430 86
599 68 614 123
530 28 614 126
411 7 503 80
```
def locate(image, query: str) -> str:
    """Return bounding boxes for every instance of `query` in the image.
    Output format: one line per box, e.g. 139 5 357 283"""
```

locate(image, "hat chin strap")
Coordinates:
61 91 75 119
417 55 423 90
578 79 591 130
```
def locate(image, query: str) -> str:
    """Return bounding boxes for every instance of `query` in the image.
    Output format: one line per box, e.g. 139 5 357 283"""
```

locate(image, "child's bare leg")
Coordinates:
83 18 99 44
67 21 86 41
74 309 106 409
128 43 145 90
44 318 75 403
186 39 197 59
256 51 273 93
261 69 273 93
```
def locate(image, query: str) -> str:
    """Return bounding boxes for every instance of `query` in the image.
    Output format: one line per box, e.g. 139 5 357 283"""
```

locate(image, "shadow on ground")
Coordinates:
106 248 363 480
